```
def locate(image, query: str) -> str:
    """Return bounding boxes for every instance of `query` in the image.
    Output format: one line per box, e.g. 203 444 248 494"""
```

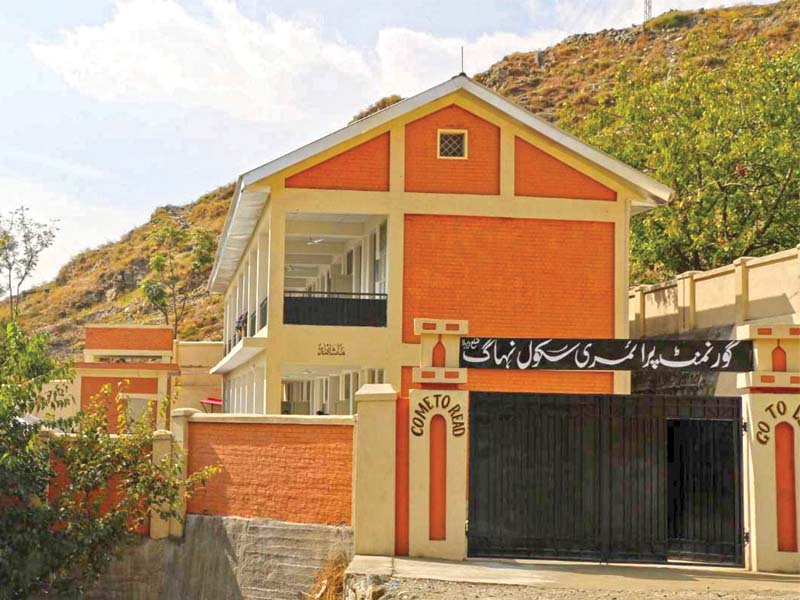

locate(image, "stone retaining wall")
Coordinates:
91 515 353 600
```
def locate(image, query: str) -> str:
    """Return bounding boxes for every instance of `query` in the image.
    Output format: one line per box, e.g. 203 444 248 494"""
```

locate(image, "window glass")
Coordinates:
438 131 466 158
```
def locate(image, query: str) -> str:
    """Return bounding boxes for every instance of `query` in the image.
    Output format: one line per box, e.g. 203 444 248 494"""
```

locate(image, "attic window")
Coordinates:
437 130 467 159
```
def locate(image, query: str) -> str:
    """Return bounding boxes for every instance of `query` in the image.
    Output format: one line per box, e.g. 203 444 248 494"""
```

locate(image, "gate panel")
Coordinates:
605 396 668 562
667 418 743 565
468 392 742 565
468 393 603 559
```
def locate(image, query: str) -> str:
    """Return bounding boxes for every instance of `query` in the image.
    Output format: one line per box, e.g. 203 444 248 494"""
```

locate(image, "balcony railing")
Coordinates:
259 297 268 331
283 291 387 327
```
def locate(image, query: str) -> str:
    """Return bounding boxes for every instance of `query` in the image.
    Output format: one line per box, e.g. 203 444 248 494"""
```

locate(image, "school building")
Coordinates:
165 75 800 574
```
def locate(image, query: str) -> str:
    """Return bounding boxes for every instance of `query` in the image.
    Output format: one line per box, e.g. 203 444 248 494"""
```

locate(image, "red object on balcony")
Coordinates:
200 397 223 412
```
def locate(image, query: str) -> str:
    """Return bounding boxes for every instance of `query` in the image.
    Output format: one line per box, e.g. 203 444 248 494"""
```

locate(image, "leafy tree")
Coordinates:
0 207 57 316
0 319 216 597
141 213 215 338
567 39 800 283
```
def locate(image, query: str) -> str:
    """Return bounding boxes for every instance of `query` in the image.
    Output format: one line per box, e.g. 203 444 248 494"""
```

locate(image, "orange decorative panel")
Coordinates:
85 327 173 351
187 422 353 525
402 214 615 343
775 422 798 552
405 105 499 195
429 415 447 541
515 137 616 201
285 132 390 191
400 366 613 398
395 396 410 556
80 376 159 430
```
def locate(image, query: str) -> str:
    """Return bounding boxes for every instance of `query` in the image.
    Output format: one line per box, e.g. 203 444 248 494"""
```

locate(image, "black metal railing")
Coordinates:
259 297 268 330
283 291 387 327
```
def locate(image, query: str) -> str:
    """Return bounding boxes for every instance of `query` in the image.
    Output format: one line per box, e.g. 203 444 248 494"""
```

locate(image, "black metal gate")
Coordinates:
468 392 743 565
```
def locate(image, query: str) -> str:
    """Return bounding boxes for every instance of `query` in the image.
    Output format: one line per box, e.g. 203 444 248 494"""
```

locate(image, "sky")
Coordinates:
0 0 770 287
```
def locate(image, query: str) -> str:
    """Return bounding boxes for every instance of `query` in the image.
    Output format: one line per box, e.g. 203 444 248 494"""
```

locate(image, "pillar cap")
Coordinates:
355 383 397 403
152 429 172 439
171 408 201 417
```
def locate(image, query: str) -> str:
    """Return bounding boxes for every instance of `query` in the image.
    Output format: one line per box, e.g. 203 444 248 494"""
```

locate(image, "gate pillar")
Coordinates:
407 318 469 560
353 383 397 555
737 324 800 573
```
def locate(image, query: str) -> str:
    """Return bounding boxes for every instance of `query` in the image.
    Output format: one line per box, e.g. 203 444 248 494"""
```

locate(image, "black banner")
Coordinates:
459 337 753 371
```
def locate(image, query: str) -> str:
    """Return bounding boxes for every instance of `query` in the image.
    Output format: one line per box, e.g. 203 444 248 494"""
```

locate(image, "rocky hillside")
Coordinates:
475 0 799 123
10 1 800 357
13 184 233 357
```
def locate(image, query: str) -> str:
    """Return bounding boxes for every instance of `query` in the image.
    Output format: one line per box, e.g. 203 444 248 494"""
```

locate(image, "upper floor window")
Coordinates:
437 129 468 159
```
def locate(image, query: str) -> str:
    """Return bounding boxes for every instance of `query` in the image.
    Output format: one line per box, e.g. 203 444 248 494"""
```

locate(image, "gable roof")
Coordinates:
209 74 673 293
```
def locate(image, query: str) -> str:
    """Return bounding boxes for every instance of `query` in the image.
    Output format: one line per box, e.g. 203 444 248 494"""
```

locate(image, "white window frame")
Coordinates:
437 129 468 160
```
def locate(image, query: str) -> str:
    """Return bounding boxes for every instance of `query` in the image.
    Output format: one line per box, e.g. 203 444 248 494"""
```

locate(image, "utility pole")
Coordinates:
644 0 652 22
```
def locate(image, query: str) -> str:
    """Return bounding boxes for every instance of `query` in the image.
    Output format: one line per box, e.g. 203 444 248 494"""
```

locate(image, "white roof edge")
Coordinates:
210 75 674 293
208 177 270 293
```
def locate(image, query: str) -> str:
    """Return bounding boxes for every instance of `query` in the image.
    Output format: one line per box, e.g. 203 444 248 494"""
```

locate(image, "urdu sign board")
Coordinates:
459 337 753 372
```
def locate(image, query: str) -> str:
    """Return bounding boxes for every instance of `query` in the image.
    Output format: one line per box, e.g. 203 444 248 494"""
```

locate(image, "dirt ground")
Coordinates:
375 577 800 600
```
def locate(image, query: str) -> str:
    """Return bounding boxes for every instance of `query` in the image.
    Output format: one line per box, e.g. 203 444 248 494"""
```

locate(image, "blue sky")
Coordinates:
0 0 769 286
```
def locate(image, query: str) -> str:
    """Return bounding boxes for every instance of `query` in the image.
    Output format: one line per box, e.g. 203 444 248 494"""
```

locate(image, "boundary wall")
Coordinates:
630 245 800 337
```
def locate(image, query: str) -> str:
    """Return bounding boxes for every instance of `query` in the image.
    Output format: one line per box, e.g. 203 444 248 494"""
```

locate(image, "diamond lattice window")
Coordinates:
438 132 466 158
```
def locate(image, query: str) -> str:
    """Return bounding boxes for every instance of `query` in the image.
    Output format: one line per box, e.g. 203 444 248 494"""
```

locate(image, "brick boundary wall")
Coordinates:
186 418 354 526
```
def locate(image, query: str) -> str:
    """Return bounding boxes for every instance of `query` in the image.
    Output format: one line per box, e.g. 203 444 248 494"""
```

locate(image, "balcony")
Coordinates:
283 291 387 327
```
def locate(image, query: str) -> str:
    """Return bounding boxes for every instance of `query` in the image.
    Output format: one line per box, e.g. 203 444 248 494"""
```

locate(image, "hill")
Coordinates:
11 0 800 356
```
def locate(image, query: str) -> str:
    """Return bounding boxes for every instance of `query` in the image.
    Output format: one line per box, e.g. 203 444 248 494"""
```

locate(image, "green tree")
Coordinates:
567 39 800 283
141 213 215 338
0 320 216 597
0 207 57 316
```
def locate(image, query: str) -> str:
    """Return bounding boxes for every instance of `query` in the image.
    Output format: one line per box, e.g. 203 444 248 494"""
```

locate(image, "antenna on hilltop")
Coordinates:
644 0 652 21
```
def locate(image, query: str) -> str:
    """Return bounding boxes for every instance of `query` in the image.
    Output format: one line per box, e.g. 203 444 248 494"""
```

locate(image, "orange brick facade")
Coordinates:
85 327 173 351
405 105 500 195
402 214 615 342
515 137 616 200
286 132 390 191
186 422 353 525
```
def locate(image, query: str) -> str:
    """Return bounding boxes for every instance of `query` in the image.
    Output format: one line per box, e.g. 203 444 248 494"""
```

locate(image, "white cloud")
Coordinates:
30 0 375 124
30 0 564 125
374 28 566 97
0 176 144 289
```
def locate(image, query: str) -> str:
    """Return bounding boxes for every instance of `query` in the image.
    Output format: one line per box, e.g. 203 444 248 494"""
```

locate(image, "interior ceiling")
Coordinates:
284 213 385 289
282 364 362 380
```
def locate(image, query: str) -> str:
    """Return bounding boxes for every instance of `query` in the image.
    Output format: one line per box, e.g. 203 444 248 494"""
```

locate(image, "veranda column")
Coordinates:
737 324 800 573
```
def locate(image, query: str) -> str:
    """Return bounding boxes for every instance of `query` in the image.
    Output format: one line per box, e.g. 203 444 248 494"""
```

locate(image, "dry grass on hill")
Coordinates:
6 1 800 356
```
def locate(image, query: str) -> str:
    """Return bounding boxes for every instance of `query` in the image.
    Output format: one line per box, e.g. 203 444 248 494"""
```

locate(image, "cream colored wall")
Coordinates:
175 341 223 369
694 267 737 329
217 88 640 408
353 384 396 555
35 378 80 421
631 245 800 337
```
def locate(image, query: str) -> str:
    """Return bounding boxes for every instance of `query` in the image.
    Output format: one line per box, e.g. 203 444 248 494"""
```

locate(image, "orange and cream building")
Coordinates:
200 75 800 573
208 74 671 413
41 325 223 427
